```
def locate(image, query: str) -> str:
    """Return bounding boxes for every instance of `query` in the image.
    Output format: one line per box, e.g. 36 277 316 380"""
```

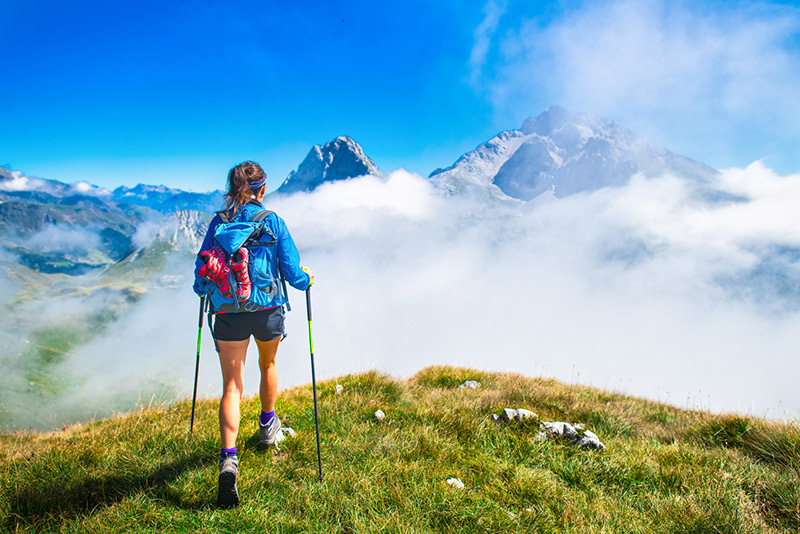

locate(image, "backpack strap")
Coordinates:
247 208 291 312
249 209 274 223
216 200 270 223
246 209 277 246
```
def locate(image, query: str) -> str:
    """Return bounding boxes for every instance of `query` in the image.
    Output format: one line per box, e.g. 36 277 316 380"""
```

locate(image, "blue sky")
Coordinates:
2 0 799 192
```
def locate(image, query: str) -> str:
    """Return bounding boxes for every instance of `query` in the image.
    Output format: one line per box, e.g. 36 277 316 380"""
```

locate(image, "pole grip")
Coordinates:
198 296 206 327
306 288 314 358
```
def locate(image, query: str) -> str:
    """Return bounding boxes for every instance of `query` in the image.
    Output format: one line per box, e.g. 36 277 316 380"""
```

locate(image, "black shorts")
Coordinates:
212 307 285 342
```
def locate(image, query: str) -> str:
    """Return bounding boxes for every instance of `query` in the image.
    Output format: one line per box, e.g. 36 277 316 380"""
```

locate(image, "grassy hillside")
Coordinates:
1 367 799 533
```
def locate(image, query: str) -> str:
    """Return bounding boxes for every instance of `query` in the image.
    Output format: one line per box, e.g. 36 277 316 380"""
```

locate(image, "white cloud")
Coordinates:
273 170 442 240
132 219 167 249
27 224 102 254
470 0 507 87
0 171 46 192
488 0 800 171
267 168 800 419
70 181 110 196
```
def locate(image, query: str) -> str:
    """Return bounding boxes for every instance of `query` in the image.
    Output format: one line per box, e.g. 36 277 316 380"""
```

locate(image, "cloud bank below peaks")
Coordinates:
267 165 800 419
44 164 794 427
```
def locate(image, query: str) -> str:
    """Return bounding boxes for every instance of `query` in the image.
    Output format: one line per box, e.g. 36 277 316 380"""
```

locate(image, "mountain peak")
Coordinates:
431 106 718 201
521 105 576 135
276 136 380 194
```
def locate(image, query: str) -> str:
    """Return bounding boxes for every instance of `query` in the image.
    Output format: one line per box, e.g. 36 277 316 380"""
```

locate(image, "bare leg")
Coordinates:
217 339 250 449
255 336 281 413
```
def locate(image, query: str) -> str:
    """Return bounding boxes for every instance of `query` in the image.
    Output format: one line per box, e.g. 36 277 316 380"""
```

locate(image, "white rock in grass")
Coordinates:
458 380 481 390
335 384 344 394
374 409 386 421
540 421 579 441
446 477 465 489
515 408 537 420
537 422 606 451
499 407 537 422
500 408 519 422
577 430 605 450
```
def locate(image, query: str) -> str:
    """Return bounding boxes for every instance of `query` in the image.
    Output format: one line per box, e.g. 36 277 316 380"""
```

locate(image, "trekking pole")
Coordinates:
190 296 205 438
306 287 323 481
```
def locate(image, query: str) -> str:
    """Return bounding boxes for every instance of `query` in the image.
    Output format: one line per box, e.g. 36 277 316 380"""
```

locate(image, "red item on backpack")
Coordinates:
198 246 232 298
230 248 251 301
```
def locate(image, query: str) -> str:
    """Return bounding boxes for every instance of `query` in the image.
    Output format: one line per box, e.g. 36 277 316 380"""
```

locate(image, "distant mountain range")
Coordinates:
1 106 721 214
0 105 721 278
0 167 224 215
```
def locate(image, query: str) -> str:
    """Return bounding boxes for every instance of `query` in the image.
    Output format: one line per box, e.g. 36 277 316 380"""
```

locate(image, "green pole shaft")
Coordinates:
190 296 205 438
306 288 322 481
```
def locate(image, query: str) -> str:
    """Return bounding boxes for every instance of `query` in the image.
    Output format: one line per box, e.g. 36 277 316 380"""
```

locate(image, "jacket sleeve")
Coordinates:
274 215 311 291
193 214 221 296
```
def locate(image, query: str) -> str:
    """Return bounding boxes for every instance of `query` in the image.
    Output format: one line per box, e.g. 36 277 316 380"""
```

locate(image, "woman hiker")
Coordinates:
193 160 313 508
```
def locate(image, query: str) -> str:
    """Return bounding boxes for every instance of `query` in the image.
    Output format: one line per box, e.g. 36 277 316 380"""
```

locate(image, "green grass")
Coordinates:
1 366 799 533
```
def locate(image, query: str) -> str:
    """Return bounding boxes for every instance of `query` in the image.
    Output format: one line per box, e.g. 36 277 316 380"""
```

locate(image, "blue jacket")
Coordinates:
193 200 310 310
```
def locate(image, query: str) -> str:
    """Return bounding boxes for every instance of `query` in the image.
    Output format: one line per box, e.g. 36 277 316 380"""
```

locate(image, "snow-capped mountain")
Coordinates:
276 136 381 194
430 106 718 201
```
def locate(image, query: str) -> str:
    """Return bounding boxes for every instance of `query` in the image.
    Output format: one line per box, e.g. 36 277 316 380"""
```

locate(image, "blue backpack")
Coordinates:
200 207 288 313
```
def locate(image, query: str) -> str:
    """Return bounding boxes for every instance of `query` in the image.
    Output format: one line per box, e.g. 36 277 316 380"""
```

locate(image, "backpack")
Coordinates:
198 206 287 313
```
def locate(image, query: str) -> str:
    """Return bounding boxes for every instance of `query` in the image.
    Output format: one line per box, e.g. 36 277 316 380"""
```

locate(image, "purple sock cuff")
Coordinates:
220 446 238 459
260 410 275 425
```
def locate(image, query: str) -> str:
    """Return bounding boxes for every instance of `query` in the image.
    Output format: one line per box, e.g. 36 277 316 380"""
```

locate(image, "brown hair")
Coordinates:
225 161 266 216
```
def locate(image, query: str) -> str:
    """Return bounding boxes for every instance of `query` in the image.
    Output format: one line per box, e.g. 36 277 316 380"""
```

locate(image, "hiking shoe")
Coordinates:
259 414 282 446
199 246 232 297
217 455 239 508
230 247 251 301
